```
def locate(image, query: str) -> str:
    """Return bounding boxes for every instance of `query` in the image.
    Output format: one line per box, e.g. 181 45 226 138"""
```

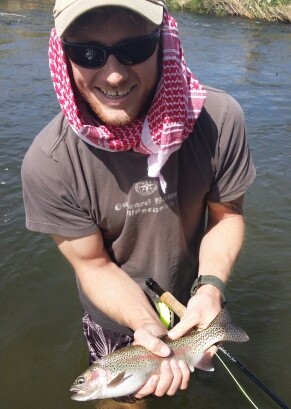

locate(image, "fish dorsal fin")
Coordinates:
107 371 126 387
195 351 215 372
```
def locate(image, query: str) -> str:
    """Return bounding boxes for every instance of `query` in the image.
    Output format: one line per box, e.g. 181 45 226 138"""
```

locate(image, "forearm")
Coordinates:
75 260 160 332
198 213 245 282
53 232 160 332
168 197 245 338
195 213 244 304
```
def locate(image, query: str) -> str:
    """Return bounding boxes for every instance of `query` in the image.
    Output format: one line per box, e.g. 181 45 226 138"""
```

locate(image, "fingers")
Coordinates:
177 359 191 389
135 374 159 399
133 327 170 357
167 318 194 340
135 359 191 399
165 360 190 396
154 360 178 397
133 324 190 399
168 293 222 341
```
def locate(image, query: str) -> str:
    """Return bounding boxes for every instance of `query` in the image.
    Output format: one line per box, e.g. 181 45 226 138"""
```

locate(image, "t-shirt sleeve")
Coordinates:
206 94 256 202
21 140 98 237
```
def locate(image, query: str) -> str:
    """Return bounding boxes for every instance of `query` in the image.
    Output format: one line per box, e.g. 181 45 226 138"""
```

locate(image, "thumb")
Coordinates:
167 320 193 340
134 327 171 357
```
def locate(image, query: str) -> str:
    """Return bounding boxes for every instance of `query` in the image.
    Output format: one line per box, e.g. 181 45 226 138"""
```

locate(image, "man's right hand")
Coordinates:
133 323 191 398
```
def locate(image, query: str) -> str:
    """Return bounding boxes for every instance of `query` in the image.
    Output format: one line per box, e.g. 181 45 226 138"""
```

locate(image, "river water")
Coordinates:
1 1 290 408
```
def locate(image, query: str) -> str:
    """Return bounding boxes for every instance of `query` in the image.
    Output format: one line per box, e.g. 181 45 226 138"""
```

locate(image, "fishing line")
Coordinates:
145 279 290 409
215 351 259 409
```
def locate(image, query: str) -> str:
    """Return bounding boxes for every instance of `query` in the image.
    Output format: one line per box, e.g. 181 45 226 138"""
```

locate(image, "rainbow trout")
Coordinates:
71 308 249 401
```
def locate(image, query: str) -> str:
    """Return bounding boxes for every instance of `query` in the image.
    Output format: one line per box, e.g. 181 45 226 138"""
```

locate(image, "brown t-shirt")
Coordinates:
22 86 256 334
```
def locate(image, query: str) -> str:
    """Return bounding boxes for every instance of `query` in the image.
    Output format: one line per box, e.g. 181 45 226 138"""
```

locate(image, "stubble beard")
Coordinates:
85 94 138 126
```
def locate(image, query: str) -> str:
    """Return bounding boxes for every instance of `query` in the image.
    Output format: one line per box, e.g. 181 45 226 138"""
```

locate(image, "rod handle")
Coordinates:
160 292 186 318
146 278 187 318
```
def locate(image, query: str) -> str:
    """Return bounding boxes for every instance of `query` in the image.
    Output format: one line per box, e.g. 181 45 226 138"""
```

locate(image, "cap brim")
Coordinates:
55 0 164 37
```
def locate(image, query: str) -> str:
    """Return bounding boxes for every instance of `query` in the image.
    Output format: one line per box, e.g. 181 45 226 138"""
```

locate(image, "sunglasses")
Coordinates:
62 29 160 69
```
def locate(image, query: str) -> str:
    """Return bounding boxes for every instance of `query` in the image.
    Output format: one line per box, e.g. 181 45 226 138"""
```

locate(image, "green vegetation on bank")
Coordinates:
165 0 291 22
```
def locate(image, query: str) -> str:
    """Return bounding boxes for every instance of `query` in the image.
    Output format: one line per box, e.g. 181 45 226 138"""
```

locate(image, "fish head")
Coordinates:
70 364 109 401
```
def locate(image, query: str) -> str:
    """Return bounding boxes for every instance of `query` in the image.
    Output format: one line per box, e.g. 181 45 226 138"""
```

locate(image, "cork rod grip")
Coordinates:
159 292 186 318
145 278 188 318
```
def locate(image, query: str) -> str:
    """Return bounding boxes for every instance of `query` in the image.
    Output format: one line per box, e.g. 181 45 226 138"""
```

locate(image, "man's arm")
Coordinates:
52 230 190 397
168 195 245 338
53 231 163 332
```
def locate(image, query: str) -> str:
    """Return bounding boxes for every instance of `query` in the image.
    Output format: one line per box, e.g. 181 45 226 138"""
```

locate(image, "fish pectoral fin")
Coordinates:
195 351 215 372
107 371 129 387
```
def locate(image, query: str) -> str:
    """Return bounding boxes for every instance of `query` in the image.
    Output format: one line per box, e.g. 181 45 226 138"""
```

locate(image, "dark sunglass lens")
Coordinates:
115 35 159 65
63 43 106 68
62 31 159 69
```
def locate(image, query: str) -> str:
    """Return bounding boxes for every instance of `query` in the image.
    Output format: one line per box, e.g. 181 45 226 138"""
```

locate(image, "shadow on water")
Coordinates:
1 2 291 409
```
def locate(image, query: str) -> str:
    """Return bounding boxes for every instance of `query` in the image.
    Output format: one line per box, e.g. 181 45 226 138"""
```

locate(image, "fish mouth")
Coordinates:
71 389 96 401
71 391 95 401
70 385 90 395
70 386 84 393
71 392 88 401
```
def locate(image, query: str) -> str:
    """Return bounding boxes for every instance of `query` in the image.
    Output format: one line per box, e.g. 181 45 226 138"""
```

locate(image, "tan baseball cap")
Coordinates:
53 0 166 37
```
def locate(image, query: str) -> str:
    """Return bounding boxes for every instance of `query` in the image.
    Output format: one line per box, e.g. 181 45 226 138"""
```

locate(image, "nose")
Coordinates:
100 54 129 86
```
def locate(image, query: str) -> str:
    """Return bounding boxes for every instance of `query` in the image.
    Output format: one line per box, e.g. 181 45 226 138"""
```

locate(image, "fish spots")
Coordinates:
71 308 249 400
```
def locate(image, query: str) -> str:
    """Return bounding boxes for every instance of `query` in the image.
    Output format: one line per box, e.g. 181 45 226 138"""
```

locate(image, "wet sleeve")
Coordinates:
21 141 98 237
206 95 256 202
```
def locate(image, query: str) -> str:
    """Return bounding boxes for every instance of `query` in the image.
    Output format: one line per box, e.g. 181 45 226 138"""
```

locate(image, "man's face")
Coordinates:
65 13 160 126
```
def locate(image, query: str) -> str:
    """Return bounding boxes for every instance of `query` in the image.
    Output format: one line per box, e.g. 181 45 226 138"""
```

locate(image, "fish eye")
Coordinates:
76 376 85 385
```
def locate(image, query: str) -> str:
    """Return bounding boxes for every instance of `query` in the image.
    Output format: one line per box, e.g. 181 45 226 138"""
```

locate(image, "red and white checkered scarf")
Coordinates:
48 12 206 191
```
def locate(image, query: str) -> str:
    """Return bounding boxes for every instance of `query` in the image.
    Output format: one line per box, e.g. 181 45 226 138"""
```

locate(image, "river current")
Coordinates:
1 1 291 408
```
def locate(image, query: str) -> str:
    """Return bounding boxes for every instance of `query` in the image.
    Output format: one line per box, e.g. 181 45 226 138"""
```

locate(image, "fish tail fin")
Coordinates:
214 308 249 343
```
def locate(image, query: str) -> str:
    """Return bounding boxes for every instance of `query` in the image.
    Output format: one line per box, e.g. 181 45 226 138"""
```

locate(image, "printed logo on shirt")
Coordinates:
114 192 177 217
134 179 158 196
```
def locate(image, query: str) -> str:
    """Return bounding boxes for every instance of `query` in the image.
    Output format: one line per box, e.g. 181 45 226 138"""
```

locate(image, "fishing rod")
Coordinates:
145 278 290 409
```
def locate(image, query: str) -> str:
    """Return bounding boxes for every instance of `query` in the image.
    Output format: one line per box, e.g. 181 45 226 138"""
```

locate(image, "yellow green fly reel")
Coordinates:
156 301 174 329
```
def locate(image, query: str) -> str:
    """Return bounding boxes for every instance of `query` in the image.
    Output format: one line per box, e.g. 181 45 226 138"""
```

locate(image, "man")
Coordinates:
22 0 256 407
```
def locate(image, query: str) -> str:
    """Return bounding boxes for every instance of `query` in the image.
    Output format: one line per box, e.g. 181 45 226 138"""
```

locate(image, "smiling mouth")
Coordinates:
98 86 135 99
